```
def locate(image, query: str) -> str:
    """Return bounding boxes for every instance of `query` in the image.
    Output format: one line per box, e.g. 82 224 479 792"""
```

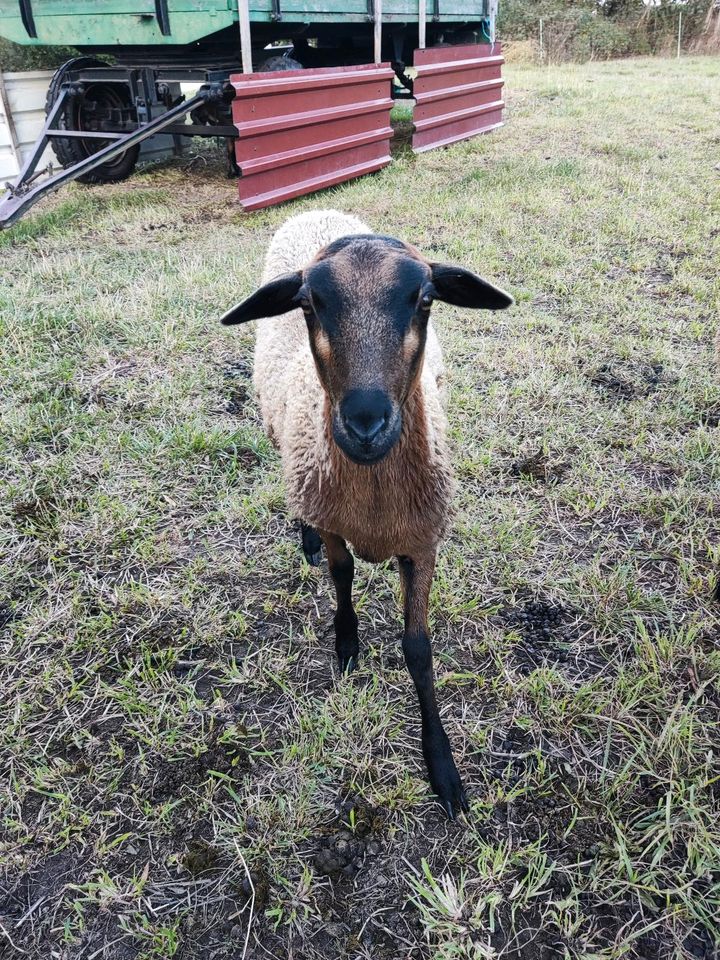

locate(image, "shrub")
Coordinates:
0 38 79 73
498 0 716 62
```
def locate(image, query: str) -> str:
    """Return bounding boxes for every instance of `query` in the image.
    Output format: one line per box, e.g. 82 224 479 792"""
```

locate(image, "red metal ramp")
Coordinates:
230 63 394 211
411 43 505 154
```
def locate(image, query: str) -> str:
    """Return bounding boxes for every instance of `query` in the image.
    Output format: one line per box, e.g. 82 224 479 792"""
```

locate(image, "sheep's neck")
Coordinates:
309 385 451 562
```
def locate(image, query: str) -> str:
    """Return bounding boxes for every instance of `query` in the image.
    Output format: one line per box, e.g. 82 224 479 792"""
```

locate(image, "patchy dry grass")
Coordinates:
1 56 719 960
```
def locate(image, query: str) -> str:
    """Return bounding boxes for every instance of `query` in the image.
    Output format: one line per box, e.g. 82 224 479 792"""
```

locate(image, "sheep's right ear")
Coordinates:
221 271 303 326
430 263 513 311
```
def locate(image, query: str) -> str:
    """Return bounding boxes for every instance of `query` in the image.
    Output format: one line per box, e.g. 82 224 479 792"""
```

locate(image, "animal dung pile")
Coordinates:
313 829 381 878
505 600 572 672
514 600 565 640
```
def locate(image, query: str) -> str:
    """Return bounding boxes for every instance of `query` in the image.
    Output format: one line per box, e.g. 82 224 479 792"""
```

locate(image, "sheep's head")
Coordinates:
221 235 512 465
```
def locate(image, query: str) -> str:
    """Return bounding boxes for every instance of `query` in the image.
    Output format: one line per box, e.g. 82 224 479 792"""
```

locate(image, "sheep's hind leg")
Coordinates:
226 138 240 178
301 522 323 566
398 552 469 820
321 531 359 675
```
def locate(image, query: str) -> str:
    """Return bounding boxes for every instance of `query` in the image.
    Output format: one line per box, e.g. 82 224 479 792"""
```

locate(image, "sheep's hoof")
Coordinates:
301 523 323 566
441 790 470 821
338 655 357 675
425 745 469 820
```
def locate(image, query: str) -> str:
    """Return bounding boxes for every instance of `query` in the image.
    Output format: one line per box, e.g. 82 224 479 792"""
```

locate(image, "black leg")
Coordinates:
301 522 323 566
398 552 468 820
226 138 240 178
321 531 359 674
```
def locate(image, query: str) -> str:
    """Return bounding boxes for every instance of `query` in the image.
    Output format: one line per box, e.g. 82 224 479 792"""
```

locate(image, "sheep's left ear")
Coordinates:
221 271 303 326
430 263 513 310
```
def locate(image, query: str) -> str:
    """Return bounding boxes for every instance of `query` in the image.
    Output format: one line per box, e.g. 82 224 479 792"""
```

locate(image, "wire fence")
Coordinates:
500 5 720 64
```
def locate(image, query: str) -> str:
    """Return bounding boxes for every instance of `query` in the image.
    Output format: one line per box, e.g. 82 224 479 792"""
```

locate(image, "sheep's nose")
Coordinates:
341 389 390 444
346 414 386 443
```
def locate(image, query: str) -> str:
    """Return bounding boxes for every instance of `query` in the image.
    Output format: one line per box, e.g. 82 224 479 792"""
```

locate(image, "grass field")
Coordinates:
1 56 719 960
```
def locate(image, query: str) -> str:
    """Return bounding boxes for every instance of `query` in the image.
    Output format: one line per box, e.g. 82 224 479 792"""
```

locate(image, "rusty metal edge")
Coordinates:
230 64 394 97
414 98 505 133
413 54 505 77
234 97 391 137
412 42 500 63
413 119 504 153
413 77 504 105
239 154 391 211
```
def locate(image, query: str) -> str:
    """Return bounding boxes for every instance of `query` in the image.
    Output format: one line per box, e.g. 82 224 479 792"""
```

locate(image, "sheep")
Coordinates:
221 210 513 818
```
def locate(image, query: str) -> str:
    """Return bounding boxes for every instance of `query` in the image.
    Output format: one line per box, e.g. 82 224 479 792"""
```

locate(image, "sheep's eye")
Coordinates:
299 298 312 313
420 293 433 310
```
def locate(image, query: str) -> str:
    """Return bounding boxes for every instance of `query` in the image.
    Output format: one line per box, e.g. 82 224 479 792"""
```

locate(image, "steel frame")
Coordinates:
411 42 504 154
0 68 233 230
231 61 394 211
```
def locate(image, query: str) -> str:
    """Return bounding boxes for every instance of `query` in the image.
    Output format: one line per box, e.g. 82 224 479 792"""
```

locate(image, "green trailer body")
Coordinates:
0 0 490 48
1 1 237 47
0 0 502 228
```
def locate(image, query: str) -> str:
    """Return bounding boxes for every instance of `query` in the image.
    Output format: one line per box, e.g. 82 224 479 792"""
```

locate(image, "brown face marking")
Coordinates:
313 329 332 365
403 327 421 360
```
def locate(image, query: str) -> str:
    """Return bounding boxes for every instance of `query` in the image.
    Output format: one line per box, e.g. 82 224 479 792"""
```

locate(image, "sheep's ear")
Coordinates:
221 271 303 326
430 263 513 311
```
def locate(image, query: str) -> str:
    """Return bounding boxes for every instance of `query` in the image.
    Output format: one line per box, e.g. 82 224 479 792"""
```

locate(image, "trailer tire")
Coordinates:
46 57 140 184
256 56 304 72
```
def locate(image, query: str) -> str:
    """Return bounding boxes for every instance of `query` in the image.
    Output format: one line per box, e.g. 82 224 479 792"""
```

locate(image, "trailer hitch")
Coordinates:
4 162 54 195
0 81 230 231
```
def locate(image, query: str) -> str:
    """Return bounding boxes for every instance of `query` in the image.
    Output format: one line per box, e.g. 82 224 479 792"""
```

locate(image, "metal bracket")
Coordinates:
271 0 282 21
128 68 157 125
432 0 439 21
154 0 171 35
366 0 374 22
18 0 38 38
46 130 127 140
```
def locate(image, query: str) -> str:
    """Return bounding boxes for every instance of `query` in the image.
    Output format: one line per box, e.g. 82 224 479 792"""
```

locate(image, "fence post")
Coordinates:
539 18 544 62
677 10 683 58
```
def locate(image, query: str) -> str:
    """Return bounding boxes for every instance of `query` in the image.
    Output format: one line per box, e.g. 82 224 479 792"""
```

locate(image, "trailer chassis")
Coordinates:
0 65 235 230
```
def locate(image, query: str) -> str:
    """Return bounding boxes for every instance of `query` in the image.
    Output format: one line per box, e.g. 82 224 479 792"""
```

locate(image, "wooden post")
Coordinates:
238 0 253 74
418 0 426 50
488 0 498 47
539 18 544 62
677 11 682 58
0 71 23 169
373 0 382 63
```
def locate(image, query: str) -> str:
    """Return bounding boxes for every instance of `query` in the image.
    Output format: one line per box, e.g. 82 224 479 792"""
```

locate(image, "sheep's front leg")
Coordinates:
398 552 468 820
321 531 359 674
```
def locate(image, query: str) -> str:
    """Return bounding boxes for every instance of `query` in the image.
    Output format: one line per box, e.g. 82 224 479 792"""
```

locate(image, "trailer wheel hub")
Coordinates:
45 58 141 185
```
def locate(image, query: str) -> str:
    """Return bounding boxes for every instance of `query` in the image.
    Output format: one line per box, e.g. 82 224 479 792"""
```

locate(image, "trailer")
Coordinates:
0 0 504 228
